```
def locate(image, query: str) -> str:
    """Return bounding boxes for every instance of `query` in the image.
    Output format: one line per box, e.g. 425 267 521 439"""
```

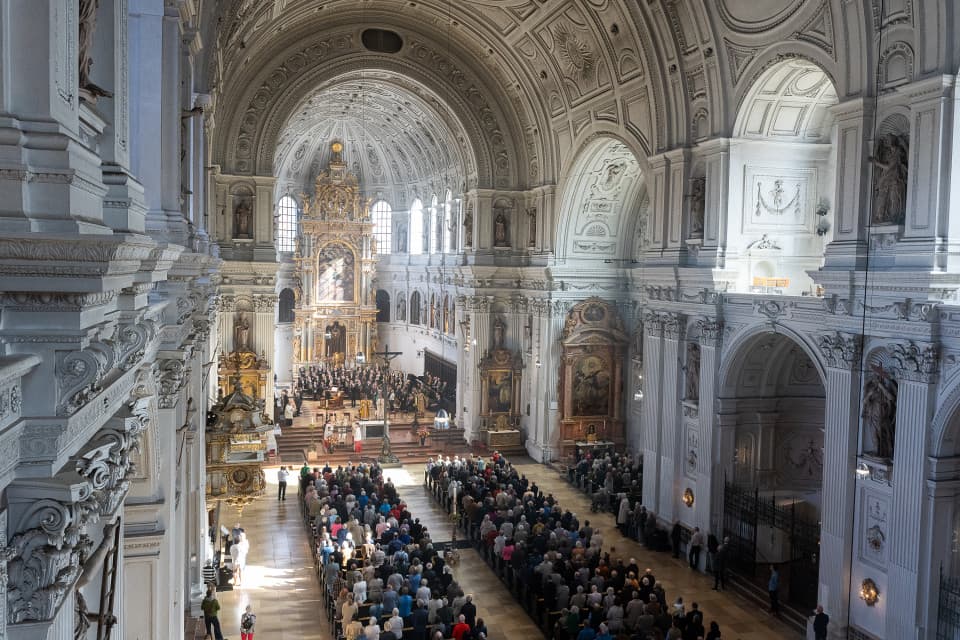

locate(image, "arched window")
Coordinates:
375 289 391 322
443 190 454 253
409 199 424 255
431 194 441 254
372 200 392 255
410 291 422 324
278 288 295 323
277 196 298 252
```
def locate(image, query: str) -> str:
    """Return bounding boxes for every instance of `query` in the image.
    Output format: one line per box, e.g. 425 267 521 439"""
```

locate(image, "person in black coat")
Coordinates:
411 601 429 640
460 594 477 628
671 521 683 558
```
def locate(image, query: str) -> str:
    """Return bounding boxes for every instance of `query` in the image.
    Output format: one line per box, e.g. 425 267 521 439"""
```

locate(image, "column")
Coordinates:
658 313 682 522
815 332 861 637
641 312 664 512
694 320 722 542
543 300 567 458
885 342 938 638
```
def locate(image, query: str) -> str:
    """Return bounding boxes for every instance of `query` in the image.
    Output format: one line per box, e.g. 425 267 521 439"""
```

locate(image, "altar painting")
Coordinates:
487 370 513 414
317 243 355 302
572 355 611 416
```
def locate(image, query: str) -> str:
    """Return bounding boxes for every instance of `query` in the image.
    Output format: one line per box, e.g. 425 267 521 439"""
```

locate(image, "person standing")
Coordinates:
201 585 225 640
688 527 704 570
354 422 363 455
240 604 257 640
768 565 780 615
231 532 250 586
713 539 727 591
277 466 289 501
202 559 218 588
813 605 829 640
284 400 294 427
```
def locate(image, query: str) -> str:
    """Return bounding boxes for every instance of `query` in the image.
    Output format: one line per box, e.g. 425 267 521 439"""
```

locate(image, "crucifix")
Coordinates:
366 343 402 464
372 343 403 366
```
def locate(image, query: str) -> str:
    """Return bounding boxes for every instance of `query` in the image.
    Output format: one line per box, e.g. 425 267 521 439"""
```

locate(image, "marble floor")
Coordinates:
211 461 801 639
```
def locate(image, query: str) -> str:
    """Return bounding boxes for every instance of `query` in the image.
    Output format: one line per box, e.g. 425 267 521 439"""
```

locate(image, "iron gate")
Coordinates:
937 570 960 640
723 483 820 610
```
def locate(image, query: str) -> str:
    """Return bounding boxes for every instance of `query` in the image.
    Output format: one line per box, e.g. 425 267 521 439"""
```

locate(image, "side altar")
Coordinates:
478 317 524 452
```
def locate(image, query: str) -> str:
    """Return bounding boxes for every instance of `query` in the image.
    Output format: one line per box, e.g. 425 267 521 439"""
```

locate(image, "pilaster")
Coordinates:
885 340 938 639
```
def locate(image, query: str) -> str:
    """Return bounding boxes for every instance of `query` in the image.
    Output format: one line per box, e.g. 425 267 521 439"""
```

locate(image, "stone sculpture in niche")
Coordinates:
397 223 407 253
234 196 253 239
463 210 473 248
684 342 700 402
689 177 706 236
78 0 111 101
493 316 506 349
862 365 898 459
871 133 909 225
234 314 251 351
494 212 509 247
527 207 537 247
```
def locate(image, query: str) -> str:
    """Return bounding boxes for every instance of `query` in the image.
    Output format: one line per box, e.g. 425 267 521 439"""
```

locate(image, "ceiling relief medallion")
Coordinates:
554 23 595 80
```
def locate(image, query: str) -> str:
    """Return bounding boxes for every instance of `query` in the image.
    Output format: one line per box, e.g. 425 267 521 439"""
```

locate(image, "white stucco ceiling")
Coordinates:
273 71 474 202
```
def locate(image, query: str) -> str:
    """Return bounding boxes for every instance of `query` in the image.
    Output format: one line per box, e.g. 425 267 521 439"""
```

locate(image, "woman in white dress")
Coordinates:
230 532 250 586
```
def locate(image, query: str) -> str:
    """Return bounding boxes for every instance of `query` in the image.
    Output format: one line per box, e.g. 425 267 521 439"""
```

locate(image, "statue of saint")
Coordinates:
234 197 253 239
397 223 408 253
78 0 111 100
684 343 700 402
234 314 251 351
527 207 537 247
862 366 898 459
493 317 506 349
689 177 706 237
463 212 473 248
494 212 509 247
871 134 909 225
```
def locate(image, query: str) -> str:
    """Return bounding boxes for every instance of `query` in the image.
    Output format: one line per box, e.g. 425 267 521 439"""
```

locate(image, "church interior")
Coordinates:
1 1 959 639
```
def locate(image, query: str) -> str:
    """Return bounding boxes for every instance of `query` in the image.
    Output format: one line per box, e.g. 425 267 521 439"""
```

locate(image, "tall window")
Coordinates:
443 190 453 253
278 288 295 323
431 195 441 254
409 199 424 255
372 200 392 254
277 196 298 252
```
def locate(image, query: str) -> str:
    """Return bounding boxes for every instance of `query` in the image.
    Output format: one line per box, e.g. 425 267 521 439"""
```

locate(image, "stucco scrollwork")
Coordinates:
157 359 188 409
888 340 939 383
697 319 723 348
816 332 862 370
56 349 107 417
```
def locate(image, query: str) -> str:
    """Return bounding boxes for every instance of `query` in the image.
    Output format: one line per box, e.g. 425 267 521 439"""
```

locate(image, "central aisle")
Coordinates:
214 465 542 640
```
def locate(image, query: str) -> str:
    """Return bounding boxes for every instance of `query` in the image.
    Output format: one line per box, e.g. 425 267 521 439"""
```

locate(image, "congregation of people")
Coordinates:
300 460 488 640
426 453 727 640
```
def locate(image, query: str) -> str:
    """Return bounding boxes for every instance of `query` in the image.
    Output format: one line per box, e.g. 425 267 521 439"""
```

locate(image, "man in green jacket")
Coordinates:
201 585 226 640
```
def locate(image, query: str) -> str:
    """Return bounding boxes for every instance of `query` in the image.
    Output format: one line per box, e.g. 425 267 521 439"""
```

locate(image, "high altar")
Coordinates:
292 142 378 367
558 298 628 457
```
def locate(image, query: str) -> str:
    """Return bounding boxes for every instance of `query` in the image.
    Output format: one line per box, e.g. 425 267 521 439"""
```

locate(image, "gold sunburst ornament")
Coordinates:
554 24 594 79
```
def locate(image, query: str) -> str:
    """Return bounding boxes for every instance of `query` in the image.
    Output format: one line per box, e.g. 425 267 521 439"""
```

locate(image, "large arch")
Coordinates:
717 328 827 611
554 134 649 262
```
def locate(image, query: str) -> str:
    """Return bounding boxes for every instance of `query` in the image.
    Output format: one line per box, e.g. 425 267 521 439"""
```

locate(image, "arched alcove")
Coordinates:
278 288 295 323
726 59 839 295
555 137 647 262
718 329 826 611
